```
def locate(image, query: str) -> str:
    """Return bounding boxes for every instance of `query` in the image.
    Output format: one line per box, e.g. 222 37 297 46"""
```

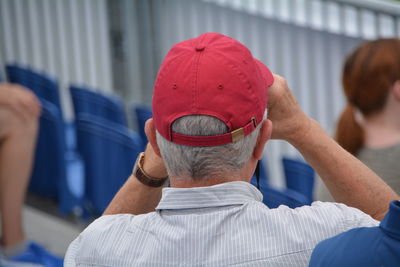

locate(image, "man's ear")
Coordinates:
144 118 162 157
392 80 400 101
253 119 272 160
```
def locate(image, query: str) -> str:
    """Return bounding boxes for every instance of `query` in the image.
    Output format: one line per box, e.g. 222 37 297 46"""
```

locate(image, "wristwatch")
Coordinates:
133 152 169 187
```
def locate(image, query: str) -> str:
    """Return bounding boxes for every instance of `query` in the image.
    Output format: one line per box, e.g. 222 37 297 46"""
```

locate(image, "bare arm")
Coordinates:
293 119 397 220
268 75 399 220
103 144 167 215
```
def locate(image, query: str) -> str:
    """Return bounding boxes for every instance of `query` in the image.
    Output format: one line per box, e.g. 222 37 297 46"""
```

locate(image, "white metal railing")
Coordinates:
0 0 112 119
203 0 400 38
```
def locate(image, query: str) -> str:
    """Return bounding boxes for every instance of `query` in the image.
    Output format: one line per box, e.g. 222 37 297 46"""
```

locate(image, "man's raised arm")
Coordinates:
268 75 399 220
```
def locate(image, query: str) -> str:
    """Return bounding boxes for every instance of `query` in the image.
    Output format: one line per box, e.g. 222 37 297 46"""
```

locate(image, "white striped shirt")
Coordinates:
65 181 378 267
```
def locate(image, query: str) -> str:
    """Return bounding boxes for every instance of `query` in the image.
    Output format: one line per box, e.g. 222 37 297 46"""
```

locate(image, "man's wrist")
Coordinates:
141 145 168 179
142 153 168 179
285 116 315 148
133 152 168 188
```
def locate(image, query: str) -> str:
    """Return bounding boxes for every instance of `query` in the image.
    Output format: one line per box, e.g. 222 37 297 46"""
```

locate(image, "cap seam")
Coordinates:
192 34 208 113
192 49 203 113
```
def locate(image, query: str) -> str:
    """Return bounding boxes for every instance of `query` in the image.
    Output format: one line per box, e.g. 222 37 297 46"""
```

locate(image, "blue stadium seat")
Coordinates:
76 113 142 215
30 99 65 198
249 160 307 209
132 105 152 149
5 64 34 92
64 121 77 151
8 65 78 155
5 64 63 119
261 186 310 209
31 99 84 215
59 150 85 215
70 86 127 126
250 159 269 189
5 65 84 214
282 157 315 204
31 73 62 116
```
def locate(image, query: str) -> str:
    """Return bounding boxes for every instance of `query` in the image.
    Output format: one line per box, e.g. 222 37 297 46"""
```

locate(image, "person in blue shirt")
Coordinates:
309 200 400 267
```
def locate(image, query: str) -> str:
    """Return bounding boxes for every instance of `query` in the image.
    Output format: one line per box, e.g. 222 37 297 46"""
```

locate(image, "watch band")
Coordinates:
133 152 169 187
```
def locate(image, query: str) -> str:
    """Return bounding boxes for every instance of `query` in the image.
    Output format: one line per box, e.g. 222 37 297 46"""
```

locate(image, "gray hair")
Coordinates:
156 114 265 181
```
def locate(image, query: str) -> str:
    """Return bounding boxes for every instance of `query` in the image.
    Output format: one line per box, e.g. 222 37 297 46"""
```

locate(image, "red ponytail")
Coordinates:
335 104 364 155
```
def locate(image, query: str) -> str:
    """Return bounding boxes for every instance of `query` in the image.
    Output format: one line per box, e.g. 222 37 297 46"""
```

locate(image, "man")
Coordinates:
65 33 399 266
0 83 63 266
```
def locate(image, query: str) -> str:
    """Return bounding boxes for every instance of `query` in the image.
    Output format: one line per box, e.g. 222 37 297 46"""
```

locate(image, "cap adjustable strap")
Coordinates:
170 118 258 147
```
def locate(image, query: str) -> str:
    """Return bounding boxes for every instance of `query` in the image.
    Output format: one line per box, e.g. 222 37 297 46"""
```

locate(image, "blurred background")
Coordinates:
0 0 399 260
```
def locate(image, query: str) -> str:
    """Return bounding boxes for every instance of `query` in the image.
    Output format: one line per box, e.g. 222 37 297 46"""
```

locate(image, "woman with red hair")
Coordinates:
336 38 400 193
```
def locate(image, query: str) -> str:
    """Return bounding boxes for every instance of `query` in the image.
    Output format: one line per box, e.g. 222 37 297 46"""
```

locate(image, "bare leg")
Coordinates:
0 107 39 247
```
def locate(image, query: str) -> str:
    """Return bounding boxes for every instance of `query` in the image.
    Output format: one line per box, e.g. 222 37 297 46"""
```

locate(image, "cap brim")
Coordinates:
254 58 274 87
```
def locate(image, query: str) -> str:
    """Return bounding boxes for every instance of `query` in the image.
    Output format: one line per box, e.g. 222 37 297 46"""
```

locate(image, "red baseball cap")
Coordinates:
153 33 274 147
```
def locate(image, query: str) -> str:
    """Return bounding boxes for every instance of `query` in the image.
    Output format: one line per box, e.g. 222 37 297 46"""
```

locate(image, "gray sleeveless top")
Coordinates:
357 143 400 194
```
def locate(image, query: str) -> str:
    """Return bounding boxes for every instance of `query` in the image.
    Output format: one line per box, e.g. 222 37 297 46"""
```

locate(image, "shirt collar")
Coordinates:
156 181 263 210
380 200 400 240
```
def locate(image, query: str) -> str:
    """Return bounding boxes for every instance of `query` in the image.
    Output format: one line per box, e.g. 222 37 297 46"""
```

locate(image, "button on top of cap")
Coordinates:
195 45 205 52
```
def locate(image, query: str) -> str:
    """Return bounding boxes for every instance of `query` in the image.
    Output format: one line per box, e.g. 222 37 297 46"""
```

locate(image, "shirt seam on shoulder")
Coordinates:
75 257 123 266
224 248 314 266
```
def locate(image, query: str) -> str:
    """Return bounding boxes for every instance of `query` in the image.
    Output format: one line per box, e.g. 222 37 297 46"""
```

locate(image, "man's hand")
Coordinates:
0 83 41 121
267 75 311 143
142 119 168 179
